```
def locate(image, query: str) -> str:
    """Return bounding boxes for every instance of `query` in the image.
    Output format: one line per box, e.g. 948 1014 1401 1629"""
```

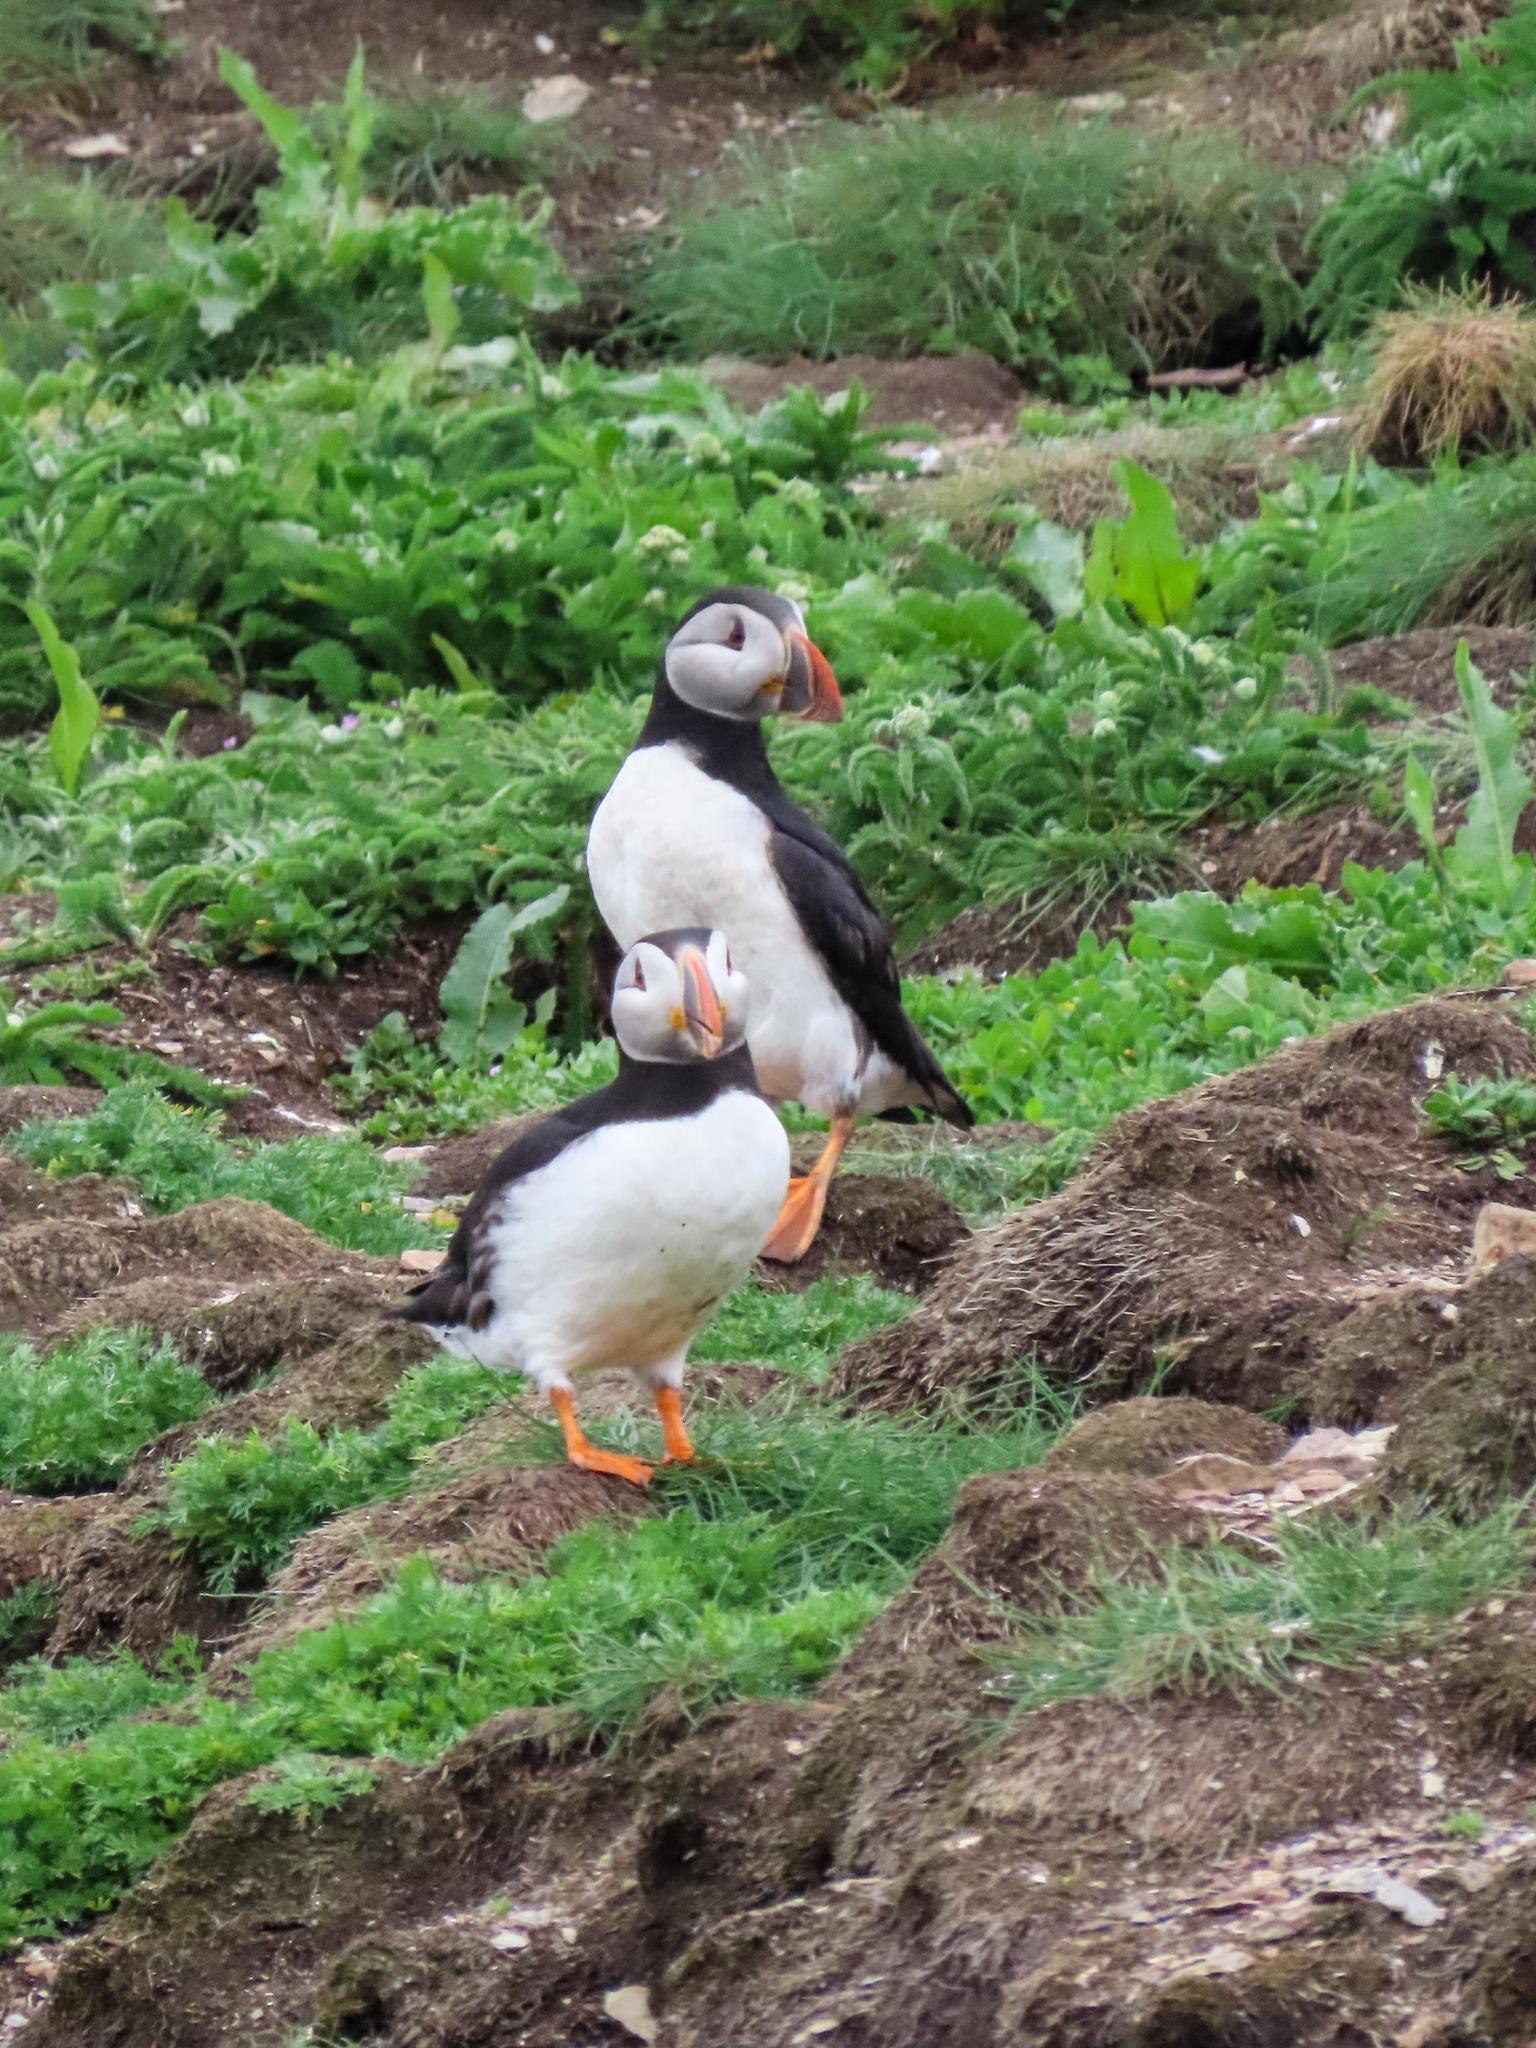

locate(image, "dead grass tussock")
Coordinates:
1358 287 1536 464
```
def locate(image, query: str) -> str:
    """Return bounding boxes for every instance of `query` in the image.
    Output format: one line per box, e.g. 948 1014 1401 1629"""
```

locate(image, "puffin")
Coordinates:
392 928 789 1487
587 585 972 1263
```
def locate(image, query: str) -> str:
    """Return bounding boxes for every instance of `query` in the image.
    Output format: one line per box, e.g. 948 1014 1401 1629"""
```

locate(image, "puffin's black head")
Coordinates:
661 585 843 726
611 927 751 1064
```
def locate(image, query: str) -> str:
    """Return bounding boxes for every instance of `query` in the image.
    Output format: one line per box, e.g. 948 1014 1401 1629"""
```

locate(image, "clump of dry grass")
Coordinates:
1357 286 1536 465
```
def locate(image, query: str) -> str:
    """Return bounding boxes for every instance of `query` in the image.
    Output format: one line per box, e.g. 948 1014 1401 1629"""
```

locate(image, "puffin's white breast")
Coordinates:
461 1088 790 1387
588 744 897 1114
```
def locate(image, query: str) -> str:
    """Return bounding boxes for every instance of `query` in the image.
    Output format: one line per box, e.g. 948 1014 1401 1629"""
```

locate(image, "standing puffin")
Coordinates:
393 929 788 1487
587 586 971 1263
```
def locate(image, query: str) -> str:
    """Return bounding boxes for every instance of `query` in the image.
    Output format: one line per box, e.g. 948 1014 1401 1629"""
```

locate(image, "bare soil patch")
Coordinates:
831 995 1536 1418
704 349 1026 432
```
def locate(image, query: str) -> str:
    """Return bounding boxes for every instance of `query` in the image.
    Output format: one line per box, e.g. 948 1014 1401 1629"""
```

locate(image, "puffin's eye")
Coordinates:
632 962 646 992
725 947 733 974
724 617 747 652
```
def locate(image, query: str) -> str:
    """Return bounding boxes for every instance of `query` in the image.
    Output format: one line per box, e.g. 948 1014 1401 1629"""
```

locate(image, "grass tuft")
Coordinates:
1358 286 1536 466
10 1083 436 1256
0 0 167 100
990 1502 1532 1718
634 108 1316 392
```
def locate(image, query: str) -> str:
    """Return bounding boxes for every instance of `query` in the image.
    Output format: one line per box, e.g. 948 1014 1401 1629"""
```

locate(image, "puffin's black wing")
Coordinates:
763 796 972 1128
389 1092 622 1331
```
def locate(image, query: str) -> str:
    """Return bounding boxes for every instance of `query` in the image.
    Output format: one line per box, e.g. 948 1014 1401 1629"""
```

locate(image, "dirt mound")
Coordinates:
1374 1256 1536 1512
0 1197 363 1341
702 350 1025 432
43 1322 438 1660
1042 1395 1287 1478
55 1269 401 1393
830 997 1536 1418
0 1492 104 1603
0 1087 100 1138
228 1460 646 1662
0 1154 140 1227
760 1171 968 1294
829 1468 1210 1701
1323 625 1535 718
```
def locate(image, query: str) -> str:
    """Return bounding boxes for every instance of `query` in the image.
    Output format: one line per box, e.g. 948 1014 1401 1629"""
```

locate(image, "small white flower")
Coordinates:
669 547 691 567
1429 174 1458 203
637 523 688 557
643 586 667 606
382 717 404 740
1093 688 1120 717
180 400 209 429
491 528 519 553
360 546 382 568
1191 743 1225 765
539 374 568 402
1188 640 1217 668
203 452 239 478
688 432 726 466
776 477 821 512
700 520 716 541
1091 716 1118 740
747 545 769 568
319 723 345 743
1232 676 1259 701
31 452 60 481
776 577 812 607
1009 707 1033 734
890 703 933 742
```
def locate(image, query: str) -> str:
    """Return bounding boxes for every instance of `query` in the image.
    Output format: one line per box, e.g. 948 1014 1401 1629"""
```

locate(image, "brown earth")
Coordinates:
831 995 1536 1418
23 1448 1536 2048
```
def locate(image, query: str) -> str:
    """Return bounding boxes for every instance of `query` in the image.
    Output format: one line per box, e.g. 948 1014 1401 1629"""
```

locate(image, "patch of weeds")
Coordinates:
1424 1070 1536 1176
0 1325 214 1493
0 1384 1074 1938
1443 1808 1488 1841
0 0 168 101
1357 285 1536 466
157 1353 510 1593
10 1082 435 1255
0 1582 56 1668
634 109 1316 392
691 1273 911 1381
321 84 569 207
989 1502 1532 1717
0 997 231 1100
244 1753 378 1821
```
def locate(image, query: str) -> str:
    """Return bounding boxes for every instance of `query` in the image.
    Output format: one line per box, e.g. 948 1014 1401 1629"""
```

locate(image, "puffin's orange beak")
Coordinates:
679 946 724 1059
785 630 844 725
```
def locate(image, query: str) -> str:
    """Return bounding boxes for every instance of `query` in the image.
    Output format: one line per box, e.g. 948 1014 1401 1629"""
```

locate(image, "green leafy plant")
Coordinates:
245 1754 378 1822
1310 8 1536 334
46 50 576 383
28 600 99 796
1423 1069 1536 1175
1082 459 1202 628
0 1326 214 1493
1403 640 1534 911
438 890 567 1068
0 1000 230 1098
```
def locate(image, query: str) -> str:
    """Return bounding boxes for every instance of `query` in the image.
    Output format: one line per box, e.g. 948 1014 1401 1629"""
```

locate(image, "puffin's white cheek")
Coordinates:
669 646 760 717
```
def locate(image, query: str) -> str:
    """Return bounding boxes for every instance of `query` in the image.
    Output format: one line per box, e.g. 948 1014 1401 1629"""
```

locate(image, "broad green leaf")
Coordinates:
1110 459 1201 628
1448 639 1534 904
422 254 462 362
1402 754 1440 863
439 889 570 1067
430 633 485 694
28 601 99 798
1008 516 1084 619
1137 890 1335 984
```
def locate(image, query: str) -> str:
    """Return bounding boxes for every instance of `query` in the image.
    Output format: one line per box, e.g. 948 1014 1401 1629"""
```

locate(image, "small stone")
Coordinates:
491 1928 529 1951
522 74 592 122
1422 1770 1445 1799
399 1248 446 1274
603 1985 657 2044
64 132 130 158
1503 958 1536 986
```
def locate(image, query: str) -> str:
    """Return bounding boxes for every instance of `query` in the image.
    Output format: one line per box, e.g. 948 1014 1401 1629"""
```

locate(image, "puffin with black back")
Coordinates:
587 585 971 1262
392 928 789 1487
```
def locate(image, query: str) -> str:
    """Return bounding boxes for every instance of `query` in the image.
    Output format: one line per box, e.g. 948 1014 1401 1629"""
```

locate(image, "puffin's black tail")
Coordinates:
386 1262 472 1329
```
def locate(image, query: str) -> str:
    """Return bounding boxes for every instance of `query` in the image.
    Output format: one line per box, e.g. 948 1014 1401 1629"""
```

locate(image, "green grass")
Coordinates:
0 1385 1065 1940
633 108 1317 392
331 85 569 208
0 0 167 99
9 1083 436 1256
0 1326 214 1494
692 1273 911 1379
989 1502 1532 1717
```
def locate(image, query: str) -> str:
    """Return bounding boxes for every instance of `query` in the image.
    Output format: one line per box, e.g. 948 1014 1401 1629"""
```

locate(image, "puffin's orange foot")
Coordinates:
760 1173 829 1263
567 1443 654 1488
655 1384 697 1466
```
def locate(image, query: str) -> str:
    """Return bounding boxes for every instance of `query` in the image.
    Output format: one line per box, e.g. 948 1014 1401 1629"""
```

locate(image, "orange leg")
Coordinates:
761 1112 854 1264
550 1387 653 1488
656 1384 697 1465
